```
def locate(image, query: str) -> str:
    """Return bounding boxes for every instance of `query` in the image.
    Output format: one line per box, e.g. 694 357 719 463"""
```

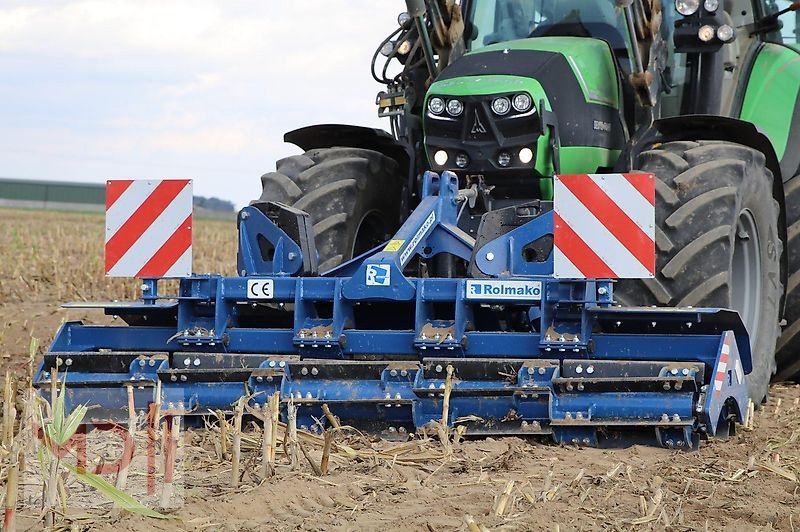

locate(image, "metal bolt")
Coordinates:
149 359 156 367
565 412 572 419
576 412 584 420
385 393 392 400
301 367 309 376
675 382 683 391
672 414 681 422
439 383 446 389
170 375 177 382
65 358 73 367
566 383 574 391
241 211 249 220
538 367 546 375
577 383 585 391
295 392 302 399
193 358 201 367
388 426 397 433
485 252 495 261
400 369 408 377
279 361 286 367
311 368 319 376
598 287 608 295
180 375 187 382
583 438 591 445
287 252 297 261
305 392 312 399
395 393 402 400
183 358 191 366
269 361 276 367
671 368 679 376
575 365 583 374
256 376 263 383
428 383 435 389
435 364 443 373
661 414 669 422
141 283 150 292
266 376 273 382
138 359 146 368
682 368 689 376
398 426 407 433
663 382 671 390
390 369 398 377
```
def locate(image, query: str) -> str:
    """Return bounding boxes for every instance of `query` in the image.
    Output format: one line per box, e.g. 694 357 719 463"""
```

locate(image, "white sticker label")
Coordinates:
399 211 436 266
247 279 274 299
734 358 744 385
465 280 543 301
365 264 391 286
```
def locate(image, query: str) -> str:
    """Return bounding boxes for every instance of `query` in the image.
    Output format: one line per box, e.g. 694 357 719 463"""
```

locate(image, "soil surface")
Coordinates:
1 302 799 532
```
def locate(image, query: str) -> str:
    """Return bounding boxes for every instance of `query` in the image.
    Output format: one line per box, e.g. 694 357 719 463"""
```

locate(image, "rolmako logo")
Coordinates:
465 280 542 301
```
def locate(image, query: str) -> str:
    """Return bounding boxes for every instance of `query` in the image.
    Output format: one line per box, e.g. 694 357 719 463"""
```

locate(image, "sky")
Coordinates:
0 1 402 208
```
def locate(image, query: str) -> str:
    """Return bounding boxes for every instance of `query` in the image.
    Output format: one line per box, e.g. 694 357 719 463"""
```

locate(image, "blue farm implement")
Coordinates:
34 171 751 449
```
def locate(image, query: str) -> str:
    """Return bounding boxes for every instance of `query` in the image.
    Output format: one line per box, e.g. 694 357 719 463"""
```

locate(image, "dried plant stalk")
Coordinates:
320 430 333 475
261 402 274 479
321 403 341 429
3 448 20 532
286 399 299 468
231 397 245 488
116 385 136 493
494 479 515 517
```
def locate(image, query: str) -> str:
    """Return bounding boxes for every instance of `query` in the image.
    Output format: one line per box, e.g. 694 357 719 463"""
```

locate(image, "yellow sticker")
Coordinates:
384 240 405 252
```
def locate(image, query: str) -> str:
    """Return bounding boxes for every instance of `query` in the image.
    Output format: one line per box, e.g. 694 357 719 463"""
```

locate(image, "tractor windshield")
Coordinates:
467 0 629 53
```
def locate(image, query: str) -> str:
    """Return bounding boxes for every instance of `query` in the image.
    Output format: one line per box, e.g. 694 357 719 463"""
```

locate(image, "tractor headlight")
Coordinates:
380 41 395 57
717 24 735 42
675 0 700 15
491 96 511 116
512 93 533 113
428 97 445 115
698 24 716 42
703 0 719 12
446 99 464 117
519 147 534 164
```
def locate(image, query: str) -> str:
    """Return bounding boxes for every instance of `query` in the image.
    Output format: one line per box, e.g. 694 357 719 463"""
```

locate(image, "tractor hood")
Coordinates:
424 37 626 178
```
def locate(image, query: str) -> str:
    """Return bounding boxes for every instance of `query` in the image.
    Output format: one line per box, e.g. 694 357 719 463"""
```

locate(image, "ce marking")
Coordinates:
246 279 274 300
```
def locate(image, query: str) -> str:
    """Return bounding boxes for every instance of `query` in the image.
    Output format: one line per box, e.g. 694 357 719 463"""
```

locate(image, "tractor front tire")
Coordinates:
615 141 782 404
253 147 405 271
775 173 800 381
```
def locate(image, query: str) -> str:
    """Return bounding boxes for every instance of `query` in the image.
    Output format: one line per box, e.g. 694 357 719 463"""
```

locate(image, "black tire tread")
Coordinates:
252 147 403 269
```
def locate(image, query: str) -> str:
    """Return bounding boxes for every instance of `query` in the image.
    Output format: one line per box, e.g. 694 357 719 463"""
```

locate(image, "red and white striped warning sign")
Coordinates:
554 173 655 279
105 179 193 278
714 335 731 397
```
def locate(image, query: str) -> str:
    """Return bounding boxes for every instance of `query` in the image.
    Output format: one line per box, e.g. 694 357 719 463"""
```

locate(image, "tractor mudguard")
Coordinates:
284 124 411 179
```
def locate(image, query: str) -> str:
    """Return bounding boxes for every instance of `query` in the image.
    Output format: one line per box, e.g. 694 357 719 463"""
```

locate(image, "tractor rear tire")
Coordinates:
253 147 404 271
775 173 800 381
615 141 782 404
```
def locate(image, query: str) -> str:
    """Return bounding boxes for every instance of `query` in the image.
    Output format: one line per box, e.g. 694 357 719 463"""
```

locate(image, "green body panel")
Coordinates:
739 43 800 161
473 37 621 108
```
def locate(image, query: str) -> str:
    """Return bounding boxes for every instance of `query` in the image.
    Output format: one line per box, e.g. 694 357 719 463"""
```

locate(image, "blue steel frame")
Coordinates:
36 171 752 448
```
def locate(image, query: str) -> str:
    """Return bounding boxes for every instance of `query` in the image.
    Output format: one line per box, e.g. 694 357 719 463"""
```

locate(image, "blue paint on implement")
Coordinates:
36 171 752 449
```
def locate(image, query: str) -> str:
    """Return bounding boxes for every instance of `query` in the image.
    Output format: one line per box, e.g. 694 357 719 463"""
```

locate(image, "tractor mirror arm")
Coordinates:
748 1 800 36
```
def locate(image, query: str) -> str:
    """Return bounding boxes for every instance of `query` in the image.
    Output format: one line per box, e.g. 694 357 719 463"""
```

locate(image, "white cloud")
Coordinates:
0 1 404 207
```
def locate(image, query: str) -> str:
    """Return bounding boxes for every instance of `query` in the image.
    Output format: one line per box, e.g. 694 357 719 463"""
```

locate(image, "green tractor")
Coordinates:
254 0 800 405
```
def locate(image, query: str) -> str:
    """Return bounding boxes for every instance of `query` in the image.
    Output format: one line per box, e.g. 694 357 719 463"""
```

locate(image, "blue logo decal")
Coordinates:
366 264 391 286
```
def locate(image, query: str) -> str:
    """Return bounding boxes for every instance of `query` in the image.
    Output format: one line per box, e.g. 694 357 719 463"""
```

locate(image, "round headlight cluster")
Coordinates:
428 97 445 115
428 97 465 117
446 99 464 117
675 0 700 15
512 93 533 113
491 97 511 116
